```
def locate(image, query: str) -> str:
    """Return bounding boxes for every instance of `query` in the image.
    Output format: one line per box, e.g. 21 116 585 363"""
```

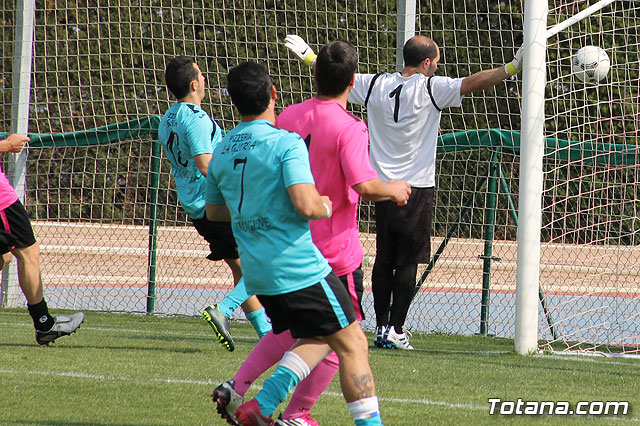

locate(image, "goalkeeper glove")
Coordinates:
505 46 523 76
284 34 317 67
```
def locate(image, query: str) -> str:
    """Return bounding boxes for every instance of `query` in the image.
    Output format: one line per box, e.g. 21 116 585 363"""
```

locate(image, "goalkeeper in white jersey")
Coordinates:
285 34 523 349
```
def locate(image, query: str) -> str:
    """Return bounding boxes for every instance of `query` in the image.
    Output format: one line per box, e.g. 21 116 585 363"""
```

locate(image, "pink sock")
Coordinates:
282 351 339 420
232 329 297 395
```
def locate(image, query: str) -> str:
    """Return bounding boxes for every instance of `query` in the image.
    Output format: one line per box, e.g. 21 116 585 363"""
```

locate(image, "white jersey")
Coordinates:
348 72 463 187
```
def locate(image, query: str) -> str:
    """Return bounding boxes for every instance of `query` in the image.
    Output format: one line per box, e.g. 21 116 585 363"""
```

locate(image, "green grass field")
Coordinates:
1 308 639 425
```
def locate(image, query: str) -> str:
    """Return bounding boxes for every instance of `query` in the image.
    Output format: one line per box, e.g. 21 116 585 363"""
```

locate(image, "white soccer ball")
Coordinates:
572 46 610 83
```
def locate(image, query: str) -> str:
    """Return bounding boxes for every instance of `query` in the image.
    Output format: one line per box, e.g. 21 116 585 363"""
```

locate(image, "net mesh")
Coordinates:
540 0 640 355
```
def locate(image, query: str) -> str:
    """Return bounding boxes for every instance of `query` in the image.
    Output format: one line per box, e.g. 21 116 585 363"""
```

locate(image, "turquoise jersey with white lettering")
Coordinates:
205 120 331 296
158 102 222 219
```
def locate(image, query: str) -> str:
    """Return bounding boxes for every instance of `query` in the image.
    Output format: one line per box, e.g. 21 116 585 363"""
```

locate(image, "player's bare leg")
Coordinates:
0 252 12 271
320 323 376 402
12 242 43 305
317 324 382 424
12 242 84 345
274 327 374 402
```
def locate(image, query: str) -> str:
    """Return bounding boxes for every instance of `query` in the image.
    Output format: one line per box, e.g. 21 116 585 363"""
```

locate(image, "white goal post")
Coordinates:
515 0 548 355
0 0 34 307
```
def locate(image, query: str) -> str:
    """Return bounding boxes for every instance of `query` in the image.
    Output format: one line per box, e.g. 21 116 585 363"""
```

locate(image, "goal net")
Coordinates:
539 0 640 356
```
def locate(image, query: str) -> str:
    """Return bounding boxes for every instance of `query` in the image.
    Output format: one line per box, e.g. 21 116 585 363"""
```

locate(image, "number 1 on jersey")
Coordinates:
389 84 403 123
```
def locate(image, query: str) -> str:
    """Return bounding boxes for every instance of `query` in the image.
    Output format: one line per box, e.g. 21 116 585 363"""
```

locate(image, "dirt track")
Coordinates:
30 222 640 296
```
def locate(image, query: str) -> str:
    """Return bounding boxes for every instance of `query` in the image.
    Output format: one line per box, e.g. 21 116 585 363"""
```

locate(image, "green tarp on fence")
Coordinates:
3 117 638 166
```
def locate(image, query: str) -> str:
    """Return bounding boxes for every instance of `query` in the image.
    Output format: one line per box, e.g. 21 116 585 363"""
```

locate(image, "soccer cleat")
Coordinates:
383 325 414 350
275 413 319 426
235 399 274 426
203 304 235 352
212 379 244 426
373 326 386 348
35 312 85 346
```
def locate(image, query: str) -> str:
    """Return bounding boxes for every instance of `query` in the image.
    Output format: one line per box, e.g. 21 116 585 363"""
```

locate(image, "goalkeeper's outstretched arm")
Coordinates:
460 46 523 95
283 34 523 98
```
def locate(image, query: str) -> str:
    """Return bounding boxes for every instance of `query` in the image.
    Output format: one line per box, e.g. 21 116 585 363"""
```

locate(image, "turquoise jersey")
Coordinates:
205 120 331 296
158 102 222 219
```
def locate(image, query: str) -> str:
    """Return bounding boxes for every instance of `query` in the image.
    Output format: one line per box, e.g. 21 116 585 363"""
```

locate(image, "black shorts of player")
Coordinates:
0 200 37 254
190 216 239 261
340 266 365 320
257 271 357 339
374 186 434 266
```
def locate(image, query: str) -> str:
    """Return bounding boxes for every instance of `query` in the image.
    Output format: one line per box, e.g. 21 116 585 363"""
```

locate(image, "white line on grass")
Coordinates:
533 353 640 366
3 321 640 420
3 367 639 422
0 367 215 386
0 367 483 411
4 365 640 424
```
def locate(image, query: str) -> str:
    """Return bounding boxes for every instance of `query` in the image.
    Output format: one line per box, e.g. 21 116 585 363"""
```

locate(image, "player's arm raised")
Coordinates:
287 183 332 220
353 179 411 205
460 46 523 95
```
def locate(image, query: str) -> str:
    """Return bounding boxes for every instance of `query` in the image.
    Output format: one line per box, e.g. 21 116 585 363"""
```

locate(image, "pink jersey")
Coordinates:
276 98 378 276
0 164 19 211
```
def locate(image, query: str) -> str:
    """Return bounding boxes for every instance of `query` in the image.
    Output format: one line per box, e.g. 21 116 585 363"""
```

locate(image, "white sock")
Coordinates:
279 351 311 381
347 396 380 420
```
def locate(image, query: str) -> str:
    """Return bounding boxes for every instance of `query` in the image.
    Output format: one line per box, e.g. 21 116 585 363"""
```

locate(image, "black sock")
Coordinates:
388 263 417 337
27 299 55 331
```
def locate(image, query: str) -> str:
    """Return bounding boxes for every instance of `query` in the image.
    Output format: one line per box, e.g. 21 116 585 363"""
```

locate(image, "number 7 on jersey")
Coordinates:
234 157 248 213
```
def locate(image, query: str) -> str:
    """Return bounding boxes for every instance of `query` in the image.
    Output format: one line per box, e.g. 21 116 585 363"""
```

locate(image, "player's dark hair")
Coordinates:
165 56 199 99
403 37 438 67
315 40 358 97
227 61 273 116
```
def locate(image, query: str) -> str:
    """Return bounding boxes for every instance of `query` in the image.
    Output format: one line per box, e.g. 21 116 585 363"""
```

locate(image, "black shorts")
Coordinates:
0 200 37 254
374 186 434 266
190 216 239 261
340 266 365 321
257 271 357 339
